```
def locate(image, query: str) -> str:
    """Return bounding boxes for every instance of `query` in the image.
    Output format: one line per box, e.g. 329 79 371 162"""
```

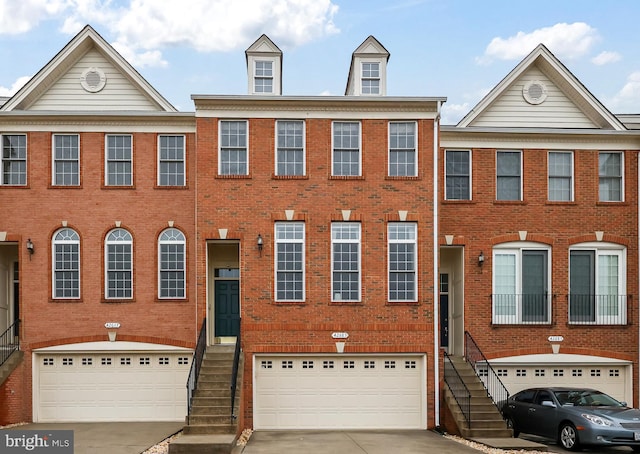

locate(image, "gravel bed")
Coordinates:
444 434 548 454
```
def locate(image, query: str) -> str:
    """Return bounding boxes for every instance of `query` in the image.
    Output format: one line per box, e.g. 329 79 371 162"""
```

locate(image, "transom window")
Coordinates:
53 134 80 186
106 135 132 186
53 228 80 299
388 223 417 302
496 151 521 201
1 134 27 185
548 151 573 201
599 152 623 202
331 223 361 302
276 120 304 176
389 122 417 176
220 120 248 175
158 135 185 186
361 62 380 95
275 222 305 301
332 121 361 176
254 60 273 93
105 228 133 299
445 150 471 200
158 228 186 299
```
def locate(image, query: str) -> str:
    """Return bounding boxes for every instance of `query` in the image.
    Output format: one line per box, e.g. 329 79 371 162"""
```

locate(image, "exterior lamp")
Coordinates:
26 238 34 259
257 234 263 256
478 251 485 266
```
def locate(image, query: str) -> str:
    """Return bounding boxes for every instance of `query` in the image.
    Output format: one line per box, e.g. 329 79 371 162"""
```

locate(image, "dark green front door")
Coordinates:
214 280 240 337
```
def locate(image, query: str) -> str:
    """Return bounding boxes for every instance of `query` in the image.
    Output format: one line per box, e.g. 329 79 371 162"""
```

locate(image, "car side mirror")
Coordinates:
541 400 556 408
621 402 628 407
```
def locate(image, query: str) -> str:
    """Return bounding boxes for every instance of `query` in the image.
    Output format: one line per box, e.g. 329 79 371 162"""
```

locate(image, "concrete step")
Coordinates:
189 415 237 425
194 389 232 398
169 433 237 454
183 424 237 435
190 405 239 416
461 428 513 438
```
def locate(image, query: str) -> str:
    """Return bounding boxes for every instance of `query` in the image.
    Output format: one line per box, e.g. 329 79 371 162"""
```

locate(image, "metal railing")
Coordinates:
230 318 241 422
0 319 20 367
569 294 628 325
465 331 509 411
443 352 471 428
186 318 207 419
492 293 550 324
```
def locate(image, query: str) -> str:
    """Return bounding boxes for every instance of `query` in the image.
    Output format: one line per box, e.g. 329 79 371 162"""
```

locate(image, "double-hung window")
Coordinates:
388 223 417 302
496 151 521 200
599 152 623 201
106 135 132 186
275 222 304 301
331 223 361 302
389 122 417 176
332 122 361 176
53 228 80 298
492 244 550 324
254 61 273 94
105 228 133 299
361 62 380 94
158 135 185 186
1 134 27 185
276 120 304 176
445 150 471 200
220 120 248 175
53 134 79 186
569 244 626 324
158 228 186 299
548 151 573 201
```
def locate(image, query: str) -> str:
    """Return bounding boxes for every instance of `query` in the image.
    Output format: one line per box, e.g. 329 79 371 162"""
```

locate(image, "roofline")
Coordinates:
441 125 640 136
192 94 446 103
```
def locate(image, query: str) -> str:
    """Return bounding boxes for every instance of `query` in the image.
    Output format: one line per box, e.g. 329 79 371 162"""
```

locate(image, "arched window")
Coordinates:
52 228 80 298
105 228 133 299
158 228 186 299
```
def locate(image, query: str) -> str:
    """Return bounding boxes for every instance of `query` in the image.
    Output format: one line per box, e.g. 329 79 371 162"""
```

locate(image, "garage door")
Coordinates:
254 355 426 429
35 347 192 422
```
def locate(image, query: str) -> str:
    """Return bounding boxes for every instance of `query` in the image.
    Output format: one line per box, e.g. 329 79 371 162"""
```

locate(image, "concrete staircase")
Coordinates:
0 350 24 385
444 355 512 439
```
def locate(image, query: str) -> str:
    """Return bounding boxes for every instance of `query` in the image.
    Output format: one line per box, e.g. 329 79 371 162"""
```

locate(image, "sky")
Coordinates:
0 0 639 124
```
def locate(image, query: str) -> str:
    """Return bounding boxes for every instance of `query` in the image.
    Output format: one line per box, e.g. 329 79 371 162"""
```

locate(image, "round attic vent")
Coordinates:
80 67 107 93
522 80 547 105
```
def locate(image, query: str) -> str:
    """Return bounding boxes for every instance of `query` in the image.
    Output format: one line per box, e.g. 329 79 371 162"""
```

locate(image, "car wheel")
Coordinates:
505 416 519 437
559 422 581 451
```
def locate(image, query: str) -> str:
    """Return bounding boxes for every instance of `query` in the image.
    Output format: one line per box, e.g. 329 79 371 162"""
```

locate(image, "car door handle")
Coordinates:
528 408 536 412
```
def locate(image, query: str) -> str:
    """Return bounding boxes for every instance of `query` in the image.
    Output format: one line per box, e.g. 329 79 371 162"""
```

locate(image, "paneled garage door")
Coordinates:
254 355 426 429
35 349 192 422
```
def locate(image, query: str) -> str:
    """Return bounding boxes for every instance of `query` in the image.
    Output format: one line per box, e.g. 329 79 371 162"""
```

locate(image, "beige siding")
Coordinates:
30 49 160 111
470 67 597 128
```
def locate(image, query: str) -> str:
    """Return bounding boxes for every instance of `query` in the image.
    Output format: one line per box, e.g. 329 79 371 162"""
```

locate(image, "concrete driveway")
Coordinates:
0 422 183 454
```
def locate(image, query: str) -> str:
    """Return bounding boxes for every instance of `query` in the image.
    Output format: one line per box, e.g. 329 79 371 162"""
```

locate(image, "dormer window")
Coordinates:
254 61 273 94
246 35 282 95
361 62 380 95
345 36 389 96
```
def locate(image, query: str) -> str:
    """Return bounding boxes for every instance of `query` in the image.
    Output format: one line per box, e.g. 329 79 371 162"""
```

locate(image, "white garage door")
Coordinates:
254 355 426 429
35 347 192 422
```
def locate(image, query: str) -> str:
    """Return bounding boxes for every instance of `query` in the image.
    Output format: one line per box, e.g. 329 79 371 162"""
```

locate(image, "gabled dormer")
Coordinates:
345 36 389 96
245 35 282 96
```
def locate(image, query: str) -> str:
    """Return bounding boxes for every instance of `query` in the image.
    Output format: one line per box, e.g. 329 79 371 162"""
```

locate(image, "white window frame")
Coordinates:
105 134 133 186
599 151 624 202
361 61 380 95
1 133 27 186
548 151 573 201
496 150 522 201
388 222 418 302
274 222 305 302
331 223 361 302
158 228 186 299
254 60 274 94
219 120 249 176
105 228 133 300
52 228 80 299
275 120 305 176
157 135 186 186
52 134 80 186
388 121 417 177
445 149 472 200
332 121 361 176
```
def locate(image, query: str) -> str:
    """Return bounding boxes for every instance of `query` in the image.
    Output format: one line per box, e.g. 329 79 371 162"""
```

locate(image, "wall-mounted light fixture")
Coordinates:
478 251 485 266
26 238 34 259
257 234 263 257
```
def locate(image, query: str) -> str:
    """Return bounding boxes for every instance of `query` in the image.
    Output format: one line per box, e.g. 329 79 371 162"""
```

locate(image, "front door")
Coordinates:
439 273 449 349
214 280 239 337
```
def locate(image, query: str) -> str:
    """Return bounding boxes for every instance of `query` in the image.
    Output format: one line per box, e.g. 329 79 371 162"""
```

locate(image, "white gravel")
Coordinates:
444 434 548 454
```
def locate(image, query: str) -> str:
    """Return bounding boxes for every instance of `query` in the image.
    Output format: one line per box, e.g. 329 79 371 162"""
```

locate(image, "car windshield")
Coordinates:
554 390 624 407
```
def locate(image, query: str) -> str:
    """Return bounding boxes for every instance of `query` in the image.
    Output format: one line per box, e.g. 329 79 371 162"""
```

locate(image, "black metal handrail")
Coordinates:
0 319 20 367
230 318 241 422
443 352 471 428
186 318 207 419
465 331 509 411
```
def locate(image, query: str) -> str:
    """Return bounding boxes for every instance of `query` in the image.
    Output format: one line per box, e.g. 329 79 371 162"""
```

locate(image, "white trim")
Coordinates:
331 222 362 302
444 149 472 201
275 119 306 176
388 121 418 177
547 150 574 202
33 341 192 352
104 134 133 187
274 222 305 302
157 134 186 187
51 133 80 186
387 222 418 302
218 119 249 176
489 353 631 365
331 120 362 177
496 149 522 201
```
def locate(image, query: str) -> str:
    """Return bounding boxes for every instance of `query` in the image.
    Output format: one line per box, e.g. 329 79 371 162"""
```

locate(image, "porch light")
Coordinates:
26 238 34 259
257 234 263 256
478 251 485 266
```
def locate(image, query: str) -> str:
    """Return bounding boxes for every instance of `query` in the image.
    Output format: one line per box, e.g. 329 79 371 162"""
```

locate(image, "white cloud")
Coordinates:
605 71 640 114
591 51 621 66
0 75 32 96
477 22 600 65
0 0 67 34
441 102 471 125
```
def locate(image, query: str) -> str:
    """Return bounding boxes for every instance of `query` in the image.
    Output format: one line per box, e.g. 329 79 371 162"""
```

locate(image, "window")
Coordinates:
569 243 626 324
275 222 304 301
493 244 550 324
220 120 248 175
496 151 521 200
276 120 304 176
361 62 380 94
388 223 417 302
331 223 361 302
53 134 79 186
106 135 132 186
389 122 417 176
332 122 361 176
254 60 273 93
445 150 470 200
599 152 623 201
1 134 27 185
53 228 80 298
548 151 573 201
158 135 185 186
105 228 133 299
158 228 186 299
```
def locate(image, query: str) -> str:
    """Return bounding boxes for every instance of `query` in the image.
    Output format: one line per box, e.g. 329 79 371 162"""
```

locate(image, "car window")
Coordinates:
535 390 553 405
514 389 535 403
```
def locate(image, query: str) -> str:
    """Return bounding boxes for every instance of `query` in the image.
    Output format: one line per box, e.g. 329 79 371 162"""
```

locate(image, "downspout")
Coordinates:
637 150 639 407
433 101 441 427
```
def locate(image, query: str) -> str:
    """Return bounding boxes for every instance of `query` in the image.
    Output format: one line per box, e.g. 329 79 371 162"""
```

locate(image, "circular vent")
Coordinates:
522 80 547 105
80 67 107 93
